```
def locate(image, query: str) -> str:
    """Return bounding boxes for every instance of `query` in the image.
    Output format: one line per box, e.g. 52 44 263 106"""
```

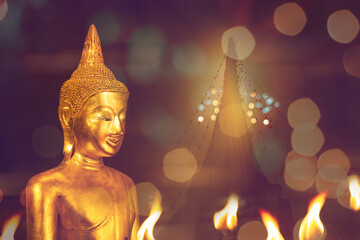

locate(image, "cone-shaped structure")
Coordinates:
79 24 104 64
179 38 258 239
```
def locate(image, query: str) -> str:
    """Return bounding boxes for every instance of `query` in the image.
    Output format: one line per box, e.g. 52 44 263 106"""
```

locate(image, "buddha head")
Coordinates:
58 25 129 161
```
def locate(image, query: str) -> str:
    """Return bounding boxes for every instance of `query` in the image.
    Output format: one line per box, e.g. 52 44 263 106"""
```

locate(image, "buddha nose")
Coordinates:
111 116 124 136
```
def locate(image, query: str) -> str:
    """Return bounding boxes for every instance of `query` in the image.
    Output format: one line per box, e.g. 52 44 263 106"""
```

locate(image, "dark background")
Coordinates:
0 0 360 239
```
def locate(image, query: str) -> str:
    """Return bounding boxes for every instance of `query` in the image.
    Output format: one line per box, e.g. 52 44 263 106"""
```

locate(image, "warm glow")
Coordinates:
259 209 284 240
247 111 253 117
213 194 239 230
198 116 204 122
274 3 307 36
343 44 360 78
138 194 162 240
284 157 316 192
327 10 359 44
219 103 247 138
163 148 198 183
210 115 217 121
248 103 255 109
263 119 269 125
0 213 21 240
211 88 217 94
287 98 320 132
317 149 350 174
299 192 327 240
214 107 220 114
250 91 256 98
221 26 256 60
250 118 257 124
291 127 324 157
349 175 360 211
212 100 219 106
133 182 161 216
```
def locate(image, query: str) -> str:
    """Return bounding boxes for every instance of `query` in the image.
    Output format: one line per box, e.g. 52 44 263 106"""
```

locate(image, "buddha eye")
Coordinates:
98 116 112 121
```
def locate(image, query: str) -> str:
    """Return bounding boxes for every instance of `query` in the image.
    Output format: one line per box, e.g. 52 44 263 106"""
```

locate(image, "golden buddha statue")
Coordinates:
26 25 139 240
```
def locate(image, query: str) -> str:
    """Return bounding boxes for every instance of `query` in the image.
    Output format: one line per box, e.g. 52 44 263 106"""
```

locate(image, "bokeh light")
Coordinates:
210 115 216 121
343 44 360 78
0 1 8 21
163 148 198 183
285 150 317 165
284 157 316 191
263 119 269 125
214 107 220 114
266 97 274 105
219 103 247 138
198 116 204 122
211 88 217 95
127 26 166 84
316 165 347 198
205 99 212 105
274 102 280 108
250 91 256 98
212 100 219 106
248 103 254 109
133 182 161 216
287 98 321 132
317 149 350 174
273 3 307 36
237 221 267 240
250 118 256 124
262 106 272 114
327 10 359 44
291 126 324 157
221 26 255 60
32 125 62 159
247 111 253 117
172 43 207 75
198 104 205 111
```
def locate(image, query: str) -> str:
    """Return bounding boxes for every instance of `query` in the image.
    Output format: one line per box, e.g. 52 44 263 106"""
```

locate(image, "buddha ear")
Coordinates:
58 102 74 161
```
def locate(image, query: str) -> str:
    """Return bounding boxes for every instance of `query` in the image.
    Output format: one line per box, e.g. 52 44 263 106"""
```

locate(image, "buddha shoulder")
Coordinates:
26 165 69 193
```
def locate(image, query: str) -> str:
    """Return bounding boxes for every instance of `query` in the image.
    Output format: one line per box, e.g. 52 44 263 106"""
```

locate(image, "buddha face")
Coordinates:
72 92 128 159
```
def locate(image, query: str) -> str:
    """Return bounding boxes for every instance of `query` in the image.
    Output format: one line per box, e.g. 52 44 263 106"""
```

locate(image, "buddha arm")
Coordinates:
26 177 58 240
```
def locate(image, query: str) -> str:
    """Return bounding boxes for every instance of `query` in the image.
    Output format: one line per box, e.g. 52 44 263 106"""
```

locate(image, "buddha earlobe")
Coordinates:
58 102 74 161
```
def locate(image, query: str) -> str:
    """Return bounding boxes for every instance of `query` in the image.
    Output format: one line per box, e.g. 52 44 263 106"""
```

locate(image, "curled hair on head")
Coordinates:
59 24 129 119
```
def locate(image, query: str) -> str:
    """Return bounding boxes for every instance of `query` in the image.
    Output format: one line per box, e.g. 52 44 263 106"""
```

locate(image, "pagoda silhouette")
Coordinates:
158 38 274 240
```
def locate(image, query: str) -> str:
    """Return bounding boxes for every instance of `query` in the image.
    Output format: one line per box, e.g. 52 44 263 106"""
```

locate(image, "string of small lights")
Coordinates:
236 60 289 183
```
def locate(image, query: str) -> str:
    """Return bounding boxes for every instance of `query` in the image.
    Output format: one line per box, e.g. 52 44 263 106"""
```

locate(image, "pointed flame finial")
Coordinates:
79 24 104 64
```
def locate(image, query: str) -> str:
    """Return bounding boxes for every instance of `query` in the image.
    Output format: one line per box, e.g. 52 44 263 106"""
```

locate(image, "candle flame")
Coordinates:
213 193 239 230
299 192 327 240
0 213 21 240
137 194 162 240
349 175 360 211
259 209 284 240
